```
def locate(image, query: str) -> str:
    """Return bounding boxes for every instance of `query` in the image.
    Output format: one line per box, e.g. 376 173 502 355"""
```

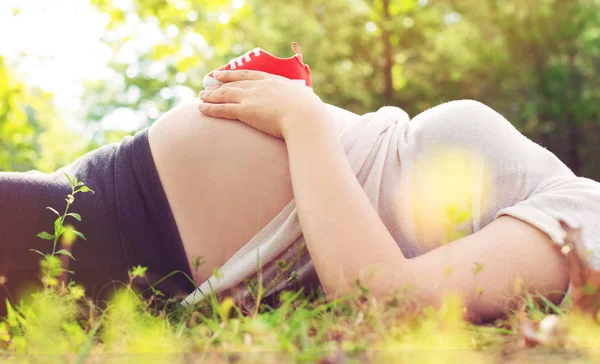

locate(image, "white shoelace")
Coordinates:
228 48 261 69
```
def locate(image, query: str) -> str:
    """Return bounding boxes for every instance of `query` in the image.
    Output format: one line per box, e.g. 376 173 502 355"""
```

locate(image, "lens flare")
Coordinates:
404 146 494 249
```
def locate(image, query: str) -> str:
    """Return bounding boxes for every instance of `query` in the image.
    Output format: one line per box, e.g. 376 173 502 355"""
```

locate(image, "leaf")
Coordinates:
66 213 82 221
56 249 76 261
72 175 79 187
54 217 64 236
218 297 235 323
42 276 58 287
213 267 224 279
287 270 297 282
73 230 87 241
69 285 85 299
0 322 10 342
62 171 73 186
150 286 165 297
538 294 565 316
29 249 47 257
192 255 206 270
76 316 104 363
5 300 19 329
36 231 55 240
75 186 94 194
46 207 60 216
130 265 147 278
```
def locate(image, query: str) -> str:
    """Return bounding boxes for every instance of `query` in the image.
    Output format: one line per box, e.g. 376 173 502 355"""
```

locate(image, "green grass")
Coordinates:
1 283 599 363
2 174 600 363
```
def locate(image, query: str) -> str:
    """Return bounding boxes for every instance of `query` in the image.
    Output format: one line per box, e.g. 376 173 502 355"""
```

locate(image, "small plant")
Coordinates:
0 173 96 357
31 172 94 288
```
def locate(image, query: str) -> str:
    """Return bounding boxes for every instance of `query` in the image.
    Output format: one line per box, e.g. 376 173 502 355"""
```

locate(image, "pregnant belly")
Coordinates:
148 99 358 284
148 98 295 283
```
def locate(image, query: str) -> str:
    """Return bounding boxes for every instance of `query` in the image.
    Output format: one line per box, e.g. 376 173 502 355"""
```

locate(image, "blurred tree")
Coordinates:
441 0 600 176
0 57 87 172
0 56 38 171
88 0 600 177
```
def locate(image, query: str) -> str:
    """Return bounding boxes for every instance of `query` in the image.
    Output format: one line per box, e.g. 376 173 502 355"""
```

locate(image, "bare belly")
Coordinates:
148 98 358 283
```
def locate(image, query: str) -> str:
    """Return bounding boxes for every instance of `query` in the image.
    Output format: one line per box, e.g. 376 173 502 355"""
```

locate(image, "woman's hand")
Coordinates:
197 70 331 139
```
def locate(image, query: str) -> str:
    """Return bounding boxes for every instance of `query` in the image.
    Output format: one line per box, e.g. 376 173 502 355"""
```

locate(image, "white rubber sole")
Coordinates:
203 74 223 90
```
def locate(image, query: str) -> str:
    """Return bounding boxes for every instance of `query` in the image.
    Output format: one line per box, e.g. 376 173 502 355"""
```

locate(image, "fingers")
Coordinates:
213 70 283 83
197 84 250 120
197 102 241 120
218 80 260 90
198 87 245 104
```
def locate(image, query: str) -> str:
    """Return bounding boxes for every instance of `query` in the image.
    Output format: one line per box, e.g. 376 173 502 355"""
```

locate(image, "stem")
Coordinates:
44 183 75 288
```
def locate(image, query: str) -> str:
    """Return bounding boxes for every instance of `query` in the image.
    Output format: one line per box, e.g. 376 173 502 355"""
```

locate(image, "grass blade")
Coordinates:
75 316 104 364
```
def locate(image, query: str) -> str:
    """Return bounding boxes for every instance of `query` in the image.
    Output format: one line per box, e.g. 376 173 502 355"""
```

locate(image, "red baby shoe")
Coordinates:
203 42 312 89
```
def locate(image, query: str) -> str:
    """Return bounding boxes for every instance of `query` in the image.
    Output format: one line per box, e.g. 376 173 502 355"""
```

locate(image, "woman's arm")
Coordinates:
283 114 569 321
198 70 571 322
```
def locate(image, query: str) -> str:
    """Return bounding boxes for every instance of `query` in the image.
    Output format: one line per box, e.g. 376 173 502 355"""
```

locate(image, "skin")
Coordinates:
148 98 355 282
196 70 571 322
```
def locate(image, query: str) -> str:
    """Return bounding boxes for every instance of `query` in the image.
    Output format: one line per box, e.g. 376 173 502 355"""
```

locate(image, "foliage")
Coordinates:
0 56 38 171
33 172 94 288
82 0 600 179
0 57 87 172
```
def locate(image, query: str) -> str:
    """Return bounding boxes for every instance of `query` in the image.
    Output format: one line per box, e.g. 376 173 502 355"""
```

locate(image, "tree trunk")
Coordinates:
566 120 583 175
381 0 394 104
566 51 583 176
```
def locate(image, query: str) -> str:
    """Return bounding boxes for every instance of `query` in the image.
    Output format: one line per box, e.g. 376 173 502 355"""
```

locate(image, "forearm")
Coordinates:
284 116 569 321
283 114 408 298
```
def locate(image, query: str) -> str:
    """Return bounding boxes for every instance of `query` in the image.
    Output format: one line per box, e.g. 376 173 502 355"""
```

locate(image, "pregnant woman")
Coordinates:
1 57 599 323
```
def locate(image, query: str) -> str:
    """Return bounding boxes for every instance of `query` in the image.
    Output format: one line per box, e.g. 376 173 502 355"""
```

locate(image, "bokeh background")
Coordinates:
1 0 599 178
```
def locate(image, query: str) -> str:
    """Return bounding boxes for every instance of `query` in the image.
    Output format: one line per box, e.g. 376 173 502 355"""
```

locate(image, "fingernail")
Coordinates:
198 103 207 109
213 71 223 77
199 90 207 97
